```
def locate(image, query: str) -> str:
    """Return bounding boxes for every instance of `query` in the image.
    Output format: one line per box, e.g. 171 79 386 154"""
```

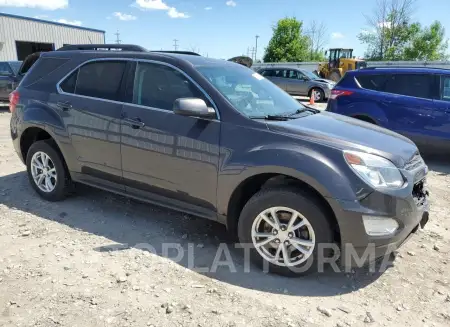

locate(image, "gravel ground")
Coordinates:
0 110 449 327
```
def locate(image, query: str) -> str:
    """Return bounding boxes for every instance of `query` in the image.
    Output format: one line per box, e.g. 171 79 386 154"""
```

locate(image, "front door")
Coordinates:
120 61 220 218
48 60 126 189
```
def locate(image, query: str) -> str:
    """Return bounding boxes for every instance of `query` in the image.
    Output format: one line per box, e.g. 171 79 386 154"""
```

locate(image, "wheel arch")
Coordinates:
20 126 68 172
225 172 341 244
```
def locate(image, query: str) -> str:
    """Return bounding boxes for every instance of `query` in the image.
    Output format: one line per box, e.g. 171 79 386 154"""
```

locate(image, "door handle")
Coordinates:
57 101 72 111
123 117 145 129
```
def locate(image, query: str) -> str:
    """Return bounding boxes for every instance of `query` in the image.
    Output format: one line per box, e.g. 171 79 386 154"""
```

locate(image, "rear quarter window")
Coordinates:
21 57 70 87
355 74 387 91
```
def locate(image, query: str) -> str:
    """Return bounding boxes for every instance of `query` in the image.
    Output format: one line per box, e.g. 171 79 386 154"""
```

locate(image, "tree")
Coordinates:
263 17 310 62
358 0 416 60
403 21 449 60
305 20 328 61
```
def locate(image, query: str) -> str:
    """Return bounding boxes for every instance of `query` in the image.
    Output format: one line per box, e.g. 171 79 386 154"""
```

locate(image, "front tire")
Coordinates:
26 140 73 201
237 188 334 276
309 88 325 102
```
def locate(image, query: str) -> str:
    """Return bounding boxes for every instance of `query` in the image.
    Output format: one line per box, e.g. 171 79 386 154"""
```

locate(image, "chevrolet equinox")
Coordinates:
9 44 429 275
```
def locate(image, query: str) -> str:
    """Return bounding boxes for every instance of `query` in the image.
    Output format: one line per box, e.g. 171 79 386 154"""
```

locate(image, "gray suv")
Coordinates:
10 44 429 276
258 67 335 102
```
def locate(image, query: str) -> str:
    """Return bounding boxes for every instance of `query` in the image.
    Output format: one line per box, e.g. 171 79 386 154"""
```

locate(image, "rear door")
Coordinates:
381 73 436 145
0 62 14 100
49 59 127 190
261 69 287 91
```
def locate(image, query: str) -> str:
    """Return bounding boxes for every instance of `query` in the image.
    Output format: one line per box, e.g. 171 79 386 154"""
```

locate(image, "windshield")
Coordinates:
196 64 304 117
8 61 22 75
303 70 319 80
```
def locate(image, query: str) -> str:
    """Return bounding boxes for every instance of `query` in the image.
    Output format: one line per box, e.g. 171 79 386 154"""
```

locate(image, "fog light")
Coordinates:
362 216 399 236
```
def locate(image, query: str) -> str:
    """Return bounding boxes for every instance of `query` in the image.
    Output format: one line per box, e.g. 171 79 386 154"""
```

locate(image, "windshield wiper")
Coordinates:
287 107 319 116
248 115 292 121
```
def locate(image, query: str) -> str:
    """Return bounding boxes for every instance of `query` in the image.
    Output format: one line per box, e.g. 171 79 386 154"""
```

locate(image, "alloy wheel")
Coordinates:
251 206 316 267
30 151 57 193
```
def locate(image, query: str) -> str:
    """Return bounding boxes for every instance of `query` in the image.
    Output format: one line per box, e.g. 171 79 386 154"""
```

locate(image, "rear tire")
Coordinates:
237 187 335 276
26 140 73 202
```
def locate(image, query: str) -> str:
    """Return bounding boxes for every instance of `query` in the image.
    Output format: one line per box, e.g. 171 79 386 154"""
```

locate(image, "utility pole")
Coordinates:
114 30 121 44
250 47 256 61
255 35 259 61
173 39 179 51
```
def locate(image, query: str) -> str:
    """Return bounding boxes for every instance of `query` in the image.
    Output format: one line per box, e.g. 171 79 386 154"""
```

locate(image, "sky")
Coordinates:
1 0 450 60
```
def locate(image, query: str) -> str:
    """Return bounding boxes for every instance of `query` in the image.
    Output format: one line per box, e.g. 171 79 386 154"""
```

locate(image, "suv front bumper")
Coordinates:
328 178 429 267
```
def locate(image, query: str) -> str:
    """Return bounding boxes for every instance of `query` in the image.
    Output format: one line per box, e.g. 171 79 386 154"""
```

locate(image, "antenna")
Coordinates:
173 39 179 51
114 30 121 44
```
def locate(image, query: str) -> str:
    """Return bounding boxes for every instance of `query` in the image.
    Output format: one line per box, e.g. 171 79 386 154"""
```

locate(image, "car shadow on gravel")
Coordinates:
0 171 390 297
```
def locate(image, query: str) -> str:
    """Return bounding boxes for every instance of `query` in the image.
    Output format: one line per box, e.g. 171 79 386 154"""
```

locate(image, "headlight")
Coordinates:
343 151 404 189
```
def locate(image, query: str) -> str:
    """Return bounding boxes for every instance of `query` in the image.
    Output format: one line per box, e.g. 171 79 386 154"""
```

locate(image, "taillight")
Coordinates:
9 90 19 113
330 89 353 100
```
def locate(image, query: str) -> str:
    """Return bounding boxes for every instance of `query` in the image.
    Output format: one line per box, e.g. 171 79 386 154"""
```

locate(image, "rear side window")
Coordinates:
356 74 387 91
60 71 77 93
260 69 273 77
75 61 126 101
59 61 127 101
0 62 13 75
132 62 207 111
384 74 433 99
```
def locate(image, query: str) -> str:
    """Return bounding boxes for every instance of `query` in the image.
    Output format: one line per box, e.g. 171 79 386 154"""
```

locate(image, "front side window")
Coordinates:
72 61 126 101
197 64 304 117
133 62 206 111
441 76 450 101
384 74 433 99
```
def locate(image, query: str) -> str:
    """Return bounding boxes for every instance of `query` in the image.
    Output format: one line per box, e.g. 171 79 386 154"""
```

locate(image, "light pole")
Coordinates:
255 35 259 61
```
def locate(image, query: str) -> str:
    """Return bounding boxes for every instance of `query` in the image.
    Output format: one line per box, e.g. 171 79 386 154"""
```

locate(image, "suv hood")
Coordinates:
266 111 418 167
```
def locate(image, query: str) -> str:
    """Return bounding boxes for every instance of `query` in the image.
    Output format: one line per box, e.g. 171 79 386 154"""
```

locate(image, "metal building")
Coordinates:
0 13 105 61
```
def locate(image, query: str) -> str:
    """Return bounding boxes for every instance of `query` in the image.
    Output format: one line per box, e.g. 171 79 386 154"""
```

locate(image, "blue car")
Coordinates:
326 67 450 153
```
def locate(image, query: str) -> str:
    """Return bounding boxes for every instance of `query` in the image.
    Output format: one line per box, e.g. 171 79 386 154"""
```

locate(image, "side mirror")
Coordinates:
173 98 216 118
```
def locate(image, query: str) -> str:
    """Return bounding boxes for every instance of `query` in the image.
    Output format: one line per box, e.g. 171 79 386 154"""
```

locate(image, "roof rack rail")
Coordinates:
363 66 450 70
151 50 201 56
57 44 147 52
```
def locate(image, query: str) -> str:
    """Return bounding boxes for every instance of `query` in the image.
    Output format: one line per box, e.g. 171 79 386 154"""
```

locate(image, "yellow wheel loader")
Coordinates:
316 48 367 82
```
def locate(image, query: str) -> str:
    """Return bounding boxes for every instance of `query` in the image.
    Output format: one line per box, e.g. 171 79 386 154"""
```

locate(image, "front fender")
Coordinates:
217 142 359 217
